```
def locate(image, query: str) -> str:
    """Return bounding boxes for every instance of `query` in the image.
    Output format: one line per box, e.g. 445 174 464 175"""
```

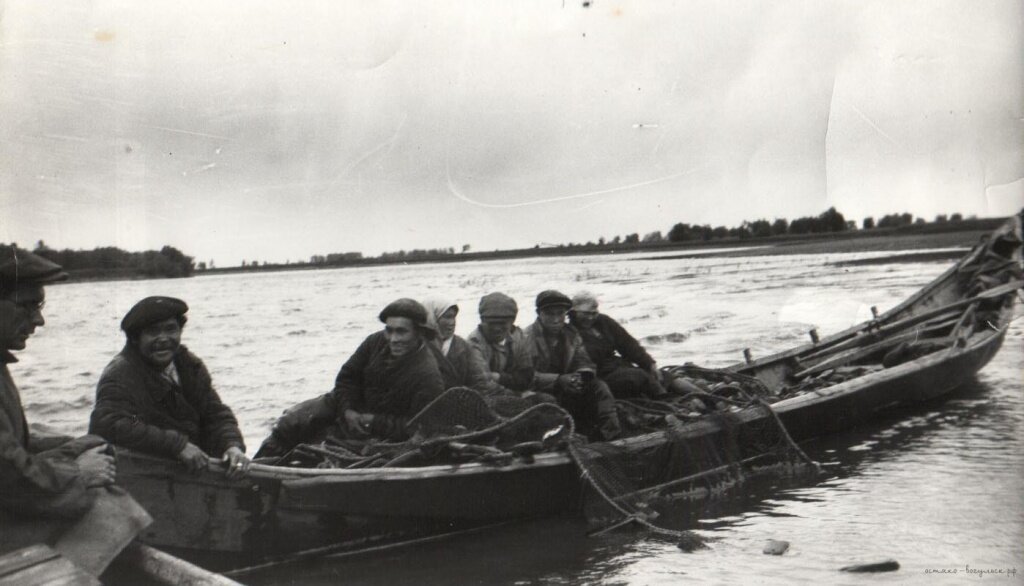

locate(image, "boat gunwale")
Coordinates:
725 215 1020 372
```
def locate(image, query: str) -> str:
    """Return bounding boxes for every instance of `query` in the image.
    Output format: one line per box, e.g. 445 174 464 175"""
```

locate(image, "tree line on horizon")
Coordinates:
304 207 982 266
19 208 984 277
30 241 195 280
591 208 975 248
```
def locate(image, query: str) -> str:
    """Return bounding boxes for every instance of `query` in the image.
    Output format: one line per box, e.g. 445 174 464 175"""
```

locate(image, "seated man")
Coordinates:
523 290 622 441
1 245 145 572
90 297 249 478
569 291 666 399
466 292 535 393
331 298 446 441
465 292 558 415
257 298 446 455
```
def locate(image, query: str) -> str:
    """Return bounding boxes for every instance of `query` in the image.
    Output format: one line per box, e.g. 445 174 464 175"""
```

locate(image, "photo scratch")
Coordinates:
328 113 409 188
141 125 233 140
847 103 899 148
446 161 707 208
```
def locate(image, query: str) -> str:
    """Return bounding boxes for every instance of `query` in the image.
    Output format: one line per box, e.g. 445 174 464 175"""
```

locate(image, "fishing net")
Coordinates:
274 387 575 469
568 365 819 548
269 371 818 550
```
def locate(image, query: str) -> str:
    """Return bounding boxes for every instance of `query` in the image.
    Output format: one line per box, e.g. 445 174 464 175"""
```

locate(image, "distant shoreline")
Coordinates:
634 230 986 263
55 218 1005 284
830 250 966 267
198 220 1000 276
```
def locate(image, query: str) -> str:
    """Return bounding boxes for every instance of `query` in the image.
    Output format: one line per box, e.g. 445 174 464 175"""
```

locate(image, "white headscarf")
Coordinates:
422 297 459 353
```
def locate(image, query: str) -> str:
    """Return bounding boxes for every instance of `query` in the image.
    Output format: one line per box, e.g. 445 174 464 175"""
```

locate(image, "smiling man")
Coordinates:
329 298 446 441
89 296 249 478
257 298 447 455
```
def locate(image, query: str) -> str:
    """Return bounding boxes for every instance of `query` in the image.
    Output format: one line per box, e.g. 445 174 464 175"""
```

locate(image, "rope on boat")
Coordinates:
754 398 820 473
566 436 705 546
566 366 821 548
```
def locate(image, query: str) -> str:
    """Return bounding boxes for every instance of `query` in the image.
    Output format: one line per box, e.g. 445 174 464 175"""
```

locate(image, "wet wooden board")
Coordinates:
0 544 99 586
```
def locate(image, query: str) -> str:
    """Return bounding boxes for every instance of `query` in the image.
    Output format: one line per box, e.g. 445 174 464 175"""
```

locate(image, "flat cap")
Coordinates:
0 245 68 290
478 292 518 319
535 290 572 310
379 298 434 338
121 296 189 334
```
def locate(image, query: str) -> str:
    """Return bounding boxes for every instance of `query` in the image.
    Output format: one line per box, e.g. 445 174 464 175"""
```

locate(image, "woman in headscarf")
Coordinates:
422 298 493 393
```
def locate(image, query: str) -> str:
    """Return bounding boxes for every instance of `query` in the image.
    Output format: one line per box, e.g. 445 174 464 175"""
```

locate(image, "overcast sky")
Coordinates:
1 1 1021 266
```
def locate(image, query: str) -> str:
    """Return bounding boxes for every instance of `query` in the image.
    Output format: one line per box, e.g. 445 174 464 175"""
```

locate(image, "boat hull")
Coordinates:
116 323 1009 560
775 326 1008 440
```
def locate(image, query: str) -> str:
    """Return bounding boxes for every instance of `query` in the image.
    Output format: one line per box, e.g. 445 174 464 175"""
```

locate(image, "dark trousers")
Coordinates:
602 366 660 399
557 379 621 440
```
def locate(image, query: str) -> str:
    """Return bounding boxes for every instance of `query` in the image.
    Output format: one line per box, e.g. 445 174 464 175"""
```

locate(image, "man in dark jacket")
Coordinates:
524 290 621 441
569 291 666 399
257 298 446 455
0 245 146 571
90 296 249 478
331 298 446 441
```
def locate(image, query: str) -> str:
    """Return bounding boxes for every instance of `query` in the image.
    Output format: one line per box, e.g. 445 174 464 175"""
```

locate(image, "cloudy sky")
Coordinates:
0 0 1021 266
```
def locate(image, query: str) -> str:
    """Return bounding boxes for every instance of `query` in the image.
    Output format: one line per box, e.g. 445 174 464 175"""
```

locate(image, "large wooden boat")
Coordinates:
114 215 1022 569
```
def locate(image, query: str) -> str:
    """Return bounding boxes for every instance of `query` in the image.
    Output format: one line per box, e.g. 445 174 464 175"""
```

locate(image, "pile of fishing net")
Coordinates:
270 368 818 548
273 387 575 469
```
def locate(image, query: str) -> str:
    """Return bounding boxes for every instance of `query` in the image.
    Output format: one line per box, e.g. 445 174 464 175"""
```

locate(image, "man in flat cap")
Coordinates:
466 292 536 394
90 296 250 478
258 298 445 455
569 291 667 399
523 290 622 441
0 245 146 570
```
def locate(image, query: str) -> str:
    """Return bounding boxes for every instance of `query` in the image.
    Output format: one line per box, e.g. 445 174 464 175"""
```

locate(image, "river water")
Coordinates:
14 247 1023 584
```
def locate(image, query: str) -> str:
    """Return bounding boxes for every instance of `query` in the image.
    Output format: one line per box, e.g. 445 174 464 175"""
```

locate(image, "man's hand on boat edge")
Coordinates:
223 446 251 479
177 442 209 473
177 442 252 478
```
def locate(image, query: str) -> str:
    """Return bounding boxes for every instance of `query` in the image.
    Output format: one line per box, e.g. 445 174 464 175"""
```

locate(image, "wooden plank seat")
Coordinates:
0 544 99 586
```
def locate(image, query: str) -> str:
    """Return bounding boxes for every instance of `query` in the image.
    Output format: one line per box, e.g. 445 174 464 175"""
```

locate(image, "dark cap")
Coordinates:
121 296 189 334
379 298 434 339
535 290 572 311
478 292 518 319
0 245 68 291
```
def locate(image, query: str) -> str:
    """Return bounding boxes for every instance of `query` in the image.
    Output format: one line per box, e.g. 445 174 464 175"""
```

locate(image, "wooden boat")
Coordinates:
114 215 1022 569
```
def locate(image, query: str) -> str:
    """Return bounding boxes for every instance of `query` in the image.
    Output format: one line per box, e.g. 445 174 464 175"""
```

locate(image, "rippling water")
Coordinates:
14 247 1023 584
